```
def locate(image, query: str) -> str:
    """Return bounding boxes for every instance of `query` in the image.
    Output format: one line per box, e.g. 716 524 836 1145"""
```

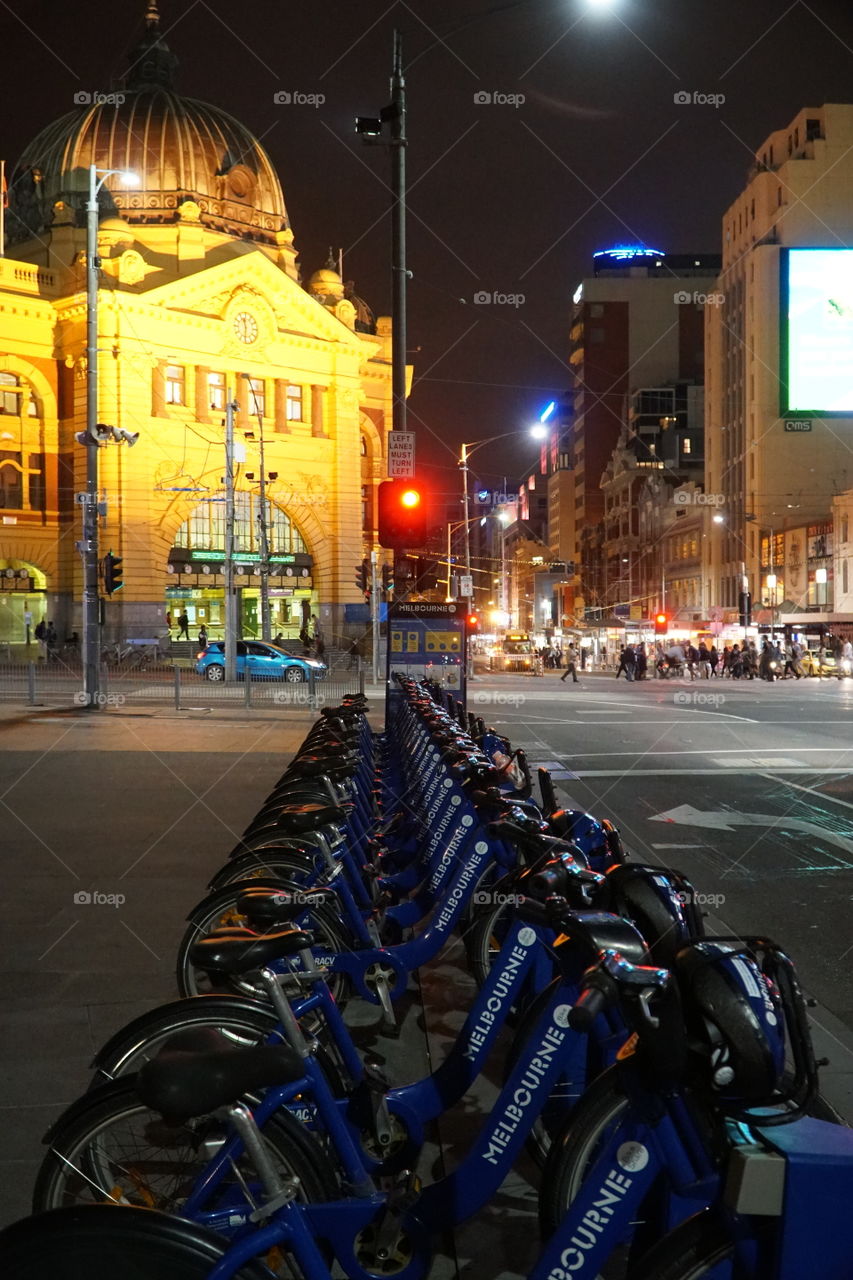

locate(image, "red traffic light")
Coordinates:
377 479 427 549
467 614 479 627
654 613 668 636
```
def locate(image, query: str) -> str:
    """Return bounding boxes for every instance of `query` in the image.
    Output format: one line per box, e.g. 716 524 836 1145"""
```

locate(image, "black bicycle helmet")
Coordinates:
676 940 786 1106
605 864 704 968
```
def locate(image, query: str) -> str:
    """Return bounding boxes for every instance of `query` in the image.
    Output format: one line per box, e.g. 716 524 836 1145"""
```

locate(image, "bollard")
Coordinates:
244 672 252 709
308 668 316 711
358 663 365 698
174 665 181 711
27 661 36 706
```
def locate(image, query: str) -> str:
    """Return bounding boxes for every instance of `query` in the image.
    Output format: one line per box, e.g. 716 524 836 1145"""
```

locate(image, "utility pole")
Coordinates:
82 167 102 709
370 549 381 683
390 29 407 437
243 374 271 641
460 442 472 614
224 392 238 681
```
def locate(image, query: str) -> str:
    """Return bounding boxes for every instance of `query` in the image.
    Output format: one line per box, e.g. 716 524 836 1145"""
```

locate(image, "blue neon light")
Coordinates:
539 401 556 422
593 245 665 260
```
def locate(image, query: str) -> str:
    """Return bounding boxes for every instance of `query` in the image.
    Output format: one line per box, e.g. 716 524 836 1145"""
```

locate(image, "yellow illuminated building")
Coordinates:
0 4 393 647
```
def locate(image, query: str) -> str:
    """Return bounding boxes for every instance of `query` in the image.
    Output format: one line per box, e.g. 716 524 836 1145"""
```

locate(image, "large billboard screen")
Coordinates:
784 248 853 413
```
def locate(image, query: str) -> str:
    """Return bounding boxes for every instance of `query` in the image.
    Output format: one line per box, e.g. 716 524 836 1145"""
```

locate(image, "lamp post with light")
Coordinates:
459 419 551 615
80 164 138 708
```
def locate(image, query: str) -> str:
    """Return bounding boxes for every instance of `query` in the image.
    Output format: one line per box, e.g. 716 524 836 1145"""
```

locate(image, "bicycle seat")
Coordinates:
287 756 356 780
236 887 339 928
189 928 314 974
136 1027 306 1122
263 803 347 834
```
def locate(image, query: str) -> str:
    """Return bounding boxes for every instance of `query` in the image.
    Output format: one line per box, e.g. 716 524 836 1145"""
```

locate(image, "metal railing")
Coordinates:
0 658 364 711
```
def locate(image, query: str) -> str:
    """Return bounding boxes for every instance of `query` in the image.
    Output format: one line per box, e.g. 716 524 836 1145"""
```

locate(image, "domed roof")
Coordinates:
7 3 290 250
307 262 345 301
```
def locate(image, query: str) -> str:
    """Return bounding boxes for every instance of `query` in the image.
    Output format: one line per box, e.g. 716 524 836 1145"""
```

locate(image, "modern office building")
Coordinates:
704 103 853 618
567 245 720 586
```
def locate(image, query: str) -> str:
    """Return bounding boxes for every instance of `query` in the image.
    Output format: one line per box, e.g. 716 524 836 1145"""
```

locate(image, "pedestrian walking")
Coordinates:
46 621 58 662
615 644 635 681
709 644 719 677
686 642 699 680
635 642 648 681
697 641 711 679
783 639 803 680
34 618 47 661
580 645 588 670
560 643 579 683
197 625 208 650
314 633 326 661
177 610 190 639
165 611 172 631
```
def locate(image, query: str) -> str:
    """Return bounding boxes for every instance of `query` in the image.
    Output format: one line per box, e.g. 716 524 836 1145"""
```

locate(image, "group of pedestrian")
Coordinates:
33 618 58 661
609 635 853 683
615 642 650 681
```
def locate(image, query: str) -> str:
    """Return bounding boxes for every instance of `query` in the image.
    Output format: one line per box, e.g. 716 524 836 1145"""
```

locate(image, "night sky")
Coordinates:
3 0 853 510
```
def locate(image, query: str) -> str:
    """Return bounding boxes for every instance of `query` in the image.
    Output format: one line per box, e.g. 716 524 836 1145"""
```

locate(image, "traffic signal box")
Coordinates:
654 613 668 636
103 551 124 595
377 479 427 549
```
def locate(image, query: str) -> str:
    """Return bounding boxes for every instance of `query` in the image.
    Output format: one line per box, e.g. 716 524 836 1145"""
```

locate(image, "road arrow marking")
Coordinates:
651 803 853 858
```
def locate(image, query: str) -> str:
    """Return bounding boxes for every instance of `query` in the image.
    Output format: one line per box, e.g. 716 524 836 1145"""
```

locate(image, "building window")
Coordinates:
0 372 36 416
843 516 849 543
246 377 266 418
360 434 367 457
589 303 604 318
0 452 23 508
682 438 691 454
286 384 303 421
28 453 45 512
208 372 226 410
175 496 309 557
165 365 185 405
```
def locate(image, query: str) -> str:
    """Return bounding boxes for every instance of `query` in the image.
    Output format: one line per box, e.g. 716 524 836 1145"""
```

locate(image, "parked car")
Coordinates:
195 640 327 683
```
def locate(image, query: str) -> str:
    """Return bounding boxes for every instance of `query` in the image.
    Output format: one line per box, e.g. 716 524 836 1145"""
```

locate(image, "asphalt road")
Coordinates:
471 667 853 1116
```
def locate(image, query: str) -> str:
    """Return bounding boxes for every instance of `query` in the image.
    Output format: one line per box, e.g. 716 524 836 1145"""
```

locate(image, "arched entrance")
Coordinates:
165 495 316 641
0 559 48 645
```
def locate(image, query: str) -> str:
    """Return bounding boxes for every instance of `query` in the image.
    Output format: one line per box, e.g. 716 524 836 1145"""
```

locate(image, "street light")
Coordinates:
81 164 138 708
459 424 544 614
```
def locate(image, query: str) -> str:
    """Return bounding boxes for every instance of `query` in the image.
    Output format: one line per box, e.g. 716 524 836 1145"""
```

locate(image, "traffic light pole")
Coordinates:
224 393 238 682
370 550 380 683
390 29 407 437
82 168 102 709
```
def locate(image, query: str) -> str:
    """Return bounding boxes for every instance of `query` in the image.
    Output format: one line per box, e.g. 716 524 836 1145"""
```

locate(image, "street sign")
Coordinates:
459 574 473 597
387 431 416 477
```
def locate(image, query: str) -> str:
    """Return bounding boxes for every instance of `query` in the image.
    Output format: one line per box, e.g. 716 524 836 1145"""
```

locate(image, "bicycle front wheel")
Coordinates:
33 1077 339 1215
630 1209 735 1279
175 880 353 1003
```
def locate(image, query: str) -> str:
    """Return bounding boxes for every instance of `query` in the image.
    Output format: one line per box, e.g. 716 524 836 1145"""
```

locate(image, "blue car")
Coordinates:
195 640 327 683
